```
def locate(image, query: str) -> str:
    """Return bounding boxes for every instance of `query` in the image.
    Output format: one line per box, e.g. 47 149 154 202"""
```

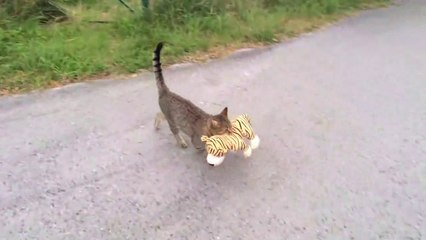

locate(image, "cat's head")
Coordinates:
208 107 232 135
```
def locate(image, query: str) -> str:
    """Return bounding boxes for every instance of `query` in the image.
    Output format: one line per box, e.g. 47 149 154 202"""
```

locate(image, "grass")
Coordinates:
0 0 391 94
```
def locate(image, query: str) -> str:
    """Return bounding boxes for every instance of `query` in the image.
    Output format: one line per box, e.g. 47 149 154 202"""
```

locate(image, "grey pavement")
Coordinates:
1 0 426 239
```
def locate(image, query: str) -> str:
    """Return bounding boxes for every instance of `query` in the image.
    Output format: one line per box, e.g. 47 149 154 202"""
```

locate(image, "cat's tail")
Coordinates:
153 42 169 95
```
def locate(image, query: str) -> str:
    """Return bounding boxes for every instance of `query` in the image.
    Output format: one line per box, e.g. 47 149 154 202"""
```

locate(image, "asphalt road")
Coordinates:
1 1 426 239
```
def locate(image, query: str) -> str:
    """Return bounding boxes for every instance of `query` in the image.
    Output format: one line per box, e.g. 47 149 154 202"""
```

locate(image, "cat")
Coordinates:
152 42 232 150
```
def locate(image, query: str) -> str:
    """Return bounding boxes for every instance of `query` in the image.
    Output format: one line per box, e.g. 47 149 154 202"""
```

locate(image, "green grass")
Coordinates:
0 0 390 94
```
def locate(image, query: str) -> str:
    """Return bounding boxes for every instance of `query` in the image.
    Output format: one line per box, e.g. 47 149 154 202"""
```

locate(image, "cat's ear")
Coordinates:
220 107 228 117
210 119 219 127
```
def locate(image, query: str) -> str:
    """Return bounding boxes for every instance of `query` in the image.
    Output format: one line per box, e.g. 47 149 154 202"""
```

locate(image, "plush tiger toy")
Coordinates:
201 114 260 166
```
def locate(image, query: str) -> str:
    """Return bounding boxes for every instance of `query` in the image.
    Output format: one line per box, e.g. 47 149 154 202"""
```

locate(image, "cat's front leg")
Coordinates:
165 117 188 148
191 134 205 151
174 134 188 148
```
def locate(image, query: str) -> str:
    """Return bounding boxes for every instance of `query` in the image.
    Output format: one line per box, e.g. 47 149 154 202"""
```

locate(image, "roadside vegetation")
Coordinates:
0 0 390 94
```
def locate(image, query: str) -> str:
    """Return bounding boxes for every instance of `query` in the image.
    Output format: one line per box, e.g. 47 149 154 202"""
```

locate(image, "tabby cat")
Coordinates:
152 42 232 150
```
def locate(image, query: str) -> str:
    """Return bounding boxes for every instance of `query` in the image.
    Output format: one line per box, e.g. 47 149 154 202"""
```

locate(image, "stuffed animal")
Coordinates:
201 114 260 166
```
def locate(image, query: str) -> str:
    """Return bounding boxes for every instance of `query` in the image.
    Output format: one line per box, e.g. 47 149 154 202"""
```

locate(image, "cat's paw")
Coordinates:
176 135 188 148
154 120 161 130
180 140 188 149
243 146 252 158
195 145 205 152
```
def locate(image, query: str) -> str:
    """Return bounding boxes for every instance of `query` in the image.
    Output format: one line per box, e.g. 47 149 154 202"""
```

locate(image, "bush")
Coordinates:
0 0 390 93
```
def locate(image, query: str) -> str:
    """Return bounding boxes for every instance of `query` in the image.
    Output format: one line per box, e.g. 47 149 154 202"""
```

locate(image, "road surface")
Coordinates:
1 0 425 239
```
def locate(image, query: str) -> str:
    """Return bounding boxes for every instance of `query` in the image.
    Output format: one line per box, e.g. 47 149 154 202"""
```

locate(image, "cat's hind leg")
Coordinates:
154 112 164 130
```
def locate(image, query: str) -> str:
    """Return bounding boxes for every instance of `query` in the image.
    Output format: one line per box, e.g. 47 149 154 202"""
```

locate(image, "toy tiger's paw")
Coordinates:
243 146 252 158
207 154 225 166
250 135 260 150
